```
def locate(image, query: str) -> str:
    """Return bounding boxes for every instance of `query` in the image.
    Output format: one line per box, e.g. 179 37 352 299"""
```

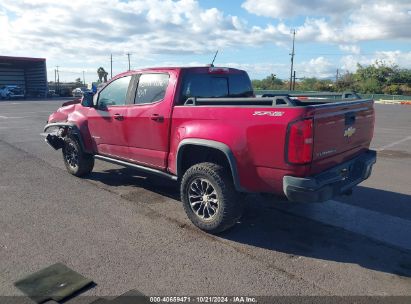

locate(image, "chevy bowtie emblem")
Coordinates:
344 126 356 138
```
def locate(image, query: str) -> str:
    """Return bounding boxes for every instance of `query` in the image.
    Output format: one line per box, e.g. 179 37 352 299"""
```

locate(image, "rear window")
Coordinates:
180 71 253 103
135 73 169 104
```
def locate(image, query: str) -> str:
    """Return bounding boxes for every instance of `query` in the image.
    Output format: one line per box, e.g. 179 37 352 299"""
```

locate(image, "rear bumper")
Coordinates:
283 150 376 203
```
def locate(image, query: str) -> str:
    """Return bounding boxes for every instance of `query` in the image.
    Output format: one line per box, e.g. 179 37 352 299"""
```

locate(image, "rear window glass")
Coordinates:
180 71 253 103
135 73 169 104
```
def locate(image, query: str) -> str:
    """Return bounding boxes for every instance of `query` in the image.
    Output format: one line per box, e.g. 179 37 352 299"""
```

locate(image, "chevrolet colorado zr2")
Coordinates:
44 66 376 233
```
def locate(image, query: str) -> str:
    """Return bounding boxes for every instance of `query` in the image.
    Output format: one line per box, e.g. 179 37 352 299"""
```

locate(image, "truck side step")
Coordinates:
94 155 178 181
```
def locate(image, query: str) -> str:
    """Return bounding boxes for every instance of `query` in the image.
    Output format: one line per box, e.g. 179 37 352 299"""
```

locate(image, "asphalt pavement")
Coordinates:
0 99 411 300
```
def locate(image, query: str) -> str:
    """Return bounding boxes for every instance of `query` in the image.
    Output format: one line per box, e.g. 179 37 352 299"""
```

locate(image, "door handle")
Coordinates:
113 113 124 121
345 112 356 125
151 114 164 122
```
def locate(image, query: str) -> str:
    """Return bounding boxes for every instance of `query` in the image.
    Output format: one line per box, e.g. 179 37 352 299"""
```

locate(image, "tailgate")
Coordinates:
309 99 375 174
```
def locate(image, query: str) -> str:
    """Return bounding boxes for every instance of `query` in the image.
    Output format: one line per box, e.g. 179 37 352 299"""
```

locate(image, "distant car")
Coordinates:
72 87 91 97
72 88 83 97
0 85 25 99
47 89 59 98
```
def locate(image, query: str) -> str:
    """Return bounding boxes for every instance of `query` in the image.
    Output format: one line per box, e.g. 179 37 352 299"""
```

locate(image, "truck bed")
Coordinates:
182 94 365 107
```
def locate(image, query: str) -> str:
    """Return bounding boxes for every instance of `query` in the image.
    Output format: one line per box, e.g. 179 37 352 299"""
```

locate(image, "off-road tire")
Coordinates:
62 136 94 177
181 162 244 234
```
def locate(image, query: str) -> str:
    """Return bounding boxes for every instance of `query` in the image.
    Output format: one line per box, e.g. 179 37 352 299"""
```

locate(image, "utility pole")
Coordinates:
110 54 113 79
289 29 296 91
293 71 296 91
82 70 85 86
56 65 60 95
54 69 57 91
126 53 131 71
336 68 339 83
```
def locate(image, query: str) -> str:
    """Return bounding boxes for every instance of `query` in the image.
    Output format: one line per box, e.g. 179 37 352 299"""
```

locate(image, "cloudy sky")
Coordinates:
1 0 410 82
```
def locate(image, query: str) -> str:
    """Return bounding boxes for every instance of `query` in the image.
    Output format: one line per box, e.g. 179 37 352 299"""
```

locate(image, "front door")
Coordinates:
87 75 133 159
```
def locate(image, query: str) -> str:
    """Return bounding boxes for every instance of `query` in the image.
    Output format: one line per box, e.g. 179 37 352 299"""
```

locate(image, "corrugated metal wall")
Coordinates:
0 68 25 88
0 57 48 98
25 61 48 97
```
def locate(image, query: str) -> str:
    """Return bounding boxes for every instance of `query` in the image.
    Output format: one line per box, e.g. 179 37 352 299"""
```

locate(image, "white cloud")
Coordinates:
0 11 10 46
0 0 286 64
296 56 335 78
242 0 411 43
339 45 361 54
242 0 359 19
224 62 288 78
340 50 411 72
1 0 411 82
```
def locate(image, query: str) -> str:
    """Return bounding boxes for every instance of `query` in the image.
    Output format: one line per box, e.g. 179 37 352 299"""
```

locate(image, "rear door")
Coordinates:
124 72 175 169
309 100 375 174
87 75 133 159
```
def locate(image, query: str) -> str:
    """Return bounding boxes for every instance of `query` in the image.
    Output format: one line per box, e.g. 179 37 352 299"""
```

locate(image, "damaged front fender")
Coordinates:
43 122 74 133
43 122 87 152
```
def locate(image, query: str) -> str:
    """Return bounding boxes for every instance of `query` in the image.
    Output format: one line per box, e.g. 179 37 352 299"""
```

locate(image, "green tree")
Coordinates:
297 78 317 91
354 61 398 94
252 62 411 95
335 72 357 92
295 78 333 91
359 78 381 94
252 74 285 90
75 77 82 86
383 84 402 95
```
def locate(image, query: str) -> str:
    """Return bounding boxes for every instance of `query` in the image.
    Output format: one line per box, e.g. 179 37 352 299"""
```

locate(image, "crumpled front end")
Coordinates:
44 123 72 150
43 102 86 151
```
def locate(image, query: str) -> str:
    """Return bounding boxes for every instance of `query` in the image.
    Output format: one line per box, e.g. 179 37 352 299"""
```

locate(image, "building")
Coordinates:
0 56 48 98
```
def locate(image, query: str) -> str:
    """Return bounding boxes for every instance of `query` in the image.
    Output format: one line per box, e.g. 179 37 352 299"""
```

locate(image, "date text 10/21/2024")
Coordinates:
149 296 257 303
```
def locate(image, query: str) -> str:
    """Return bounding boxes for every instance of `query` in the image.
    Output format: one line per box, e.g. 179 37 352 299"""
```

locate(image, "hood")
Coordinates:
62 98 81 107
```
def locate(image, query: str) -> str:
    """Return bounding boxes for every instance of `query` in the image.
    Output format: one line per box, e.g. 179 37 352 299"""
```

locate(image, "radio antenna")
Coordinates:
210 50 219 67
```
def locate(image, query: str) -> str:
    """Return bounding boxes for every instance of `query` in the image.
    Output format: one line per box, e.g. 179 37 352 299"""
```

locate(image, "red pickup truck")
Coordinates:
44 66 376 233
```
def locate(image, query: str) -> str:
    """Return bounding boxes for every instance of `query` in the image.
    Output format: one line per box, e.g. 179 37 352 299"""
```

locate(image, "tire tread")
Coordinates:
181 162 244 233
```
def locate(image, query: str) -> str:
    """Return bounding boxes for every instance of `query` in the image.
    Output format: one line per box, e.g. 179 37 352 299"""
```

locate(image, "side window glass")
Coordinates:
135 73 169 104
98 76 131 107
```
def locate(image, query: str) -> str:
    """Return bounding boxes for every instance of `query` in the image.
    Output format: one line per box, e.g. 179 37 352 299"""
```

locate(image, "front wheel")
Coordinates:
62 137 94 177
180 162 244 234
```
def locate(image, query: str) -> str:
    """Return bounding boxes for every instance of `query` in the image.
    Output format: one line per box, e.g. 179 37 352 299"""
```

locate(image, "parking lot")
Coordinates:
0 99 411 299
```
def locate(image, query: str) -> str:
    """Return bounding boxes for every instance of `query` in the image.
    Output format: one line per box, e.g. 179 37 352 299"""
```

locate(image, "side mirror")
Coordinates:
97 102 108 111
81 92 94 107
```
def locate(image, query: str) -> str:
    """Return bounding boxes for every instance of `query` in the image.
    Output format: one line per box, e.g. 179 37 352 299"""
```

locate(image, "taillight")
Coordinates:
286 118 313 164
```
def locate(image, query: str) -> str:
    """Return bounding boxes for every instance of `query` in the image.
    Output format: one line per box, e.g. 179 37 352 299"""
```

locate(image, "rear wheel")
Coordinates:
62 137 94 177
181 162 244 233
